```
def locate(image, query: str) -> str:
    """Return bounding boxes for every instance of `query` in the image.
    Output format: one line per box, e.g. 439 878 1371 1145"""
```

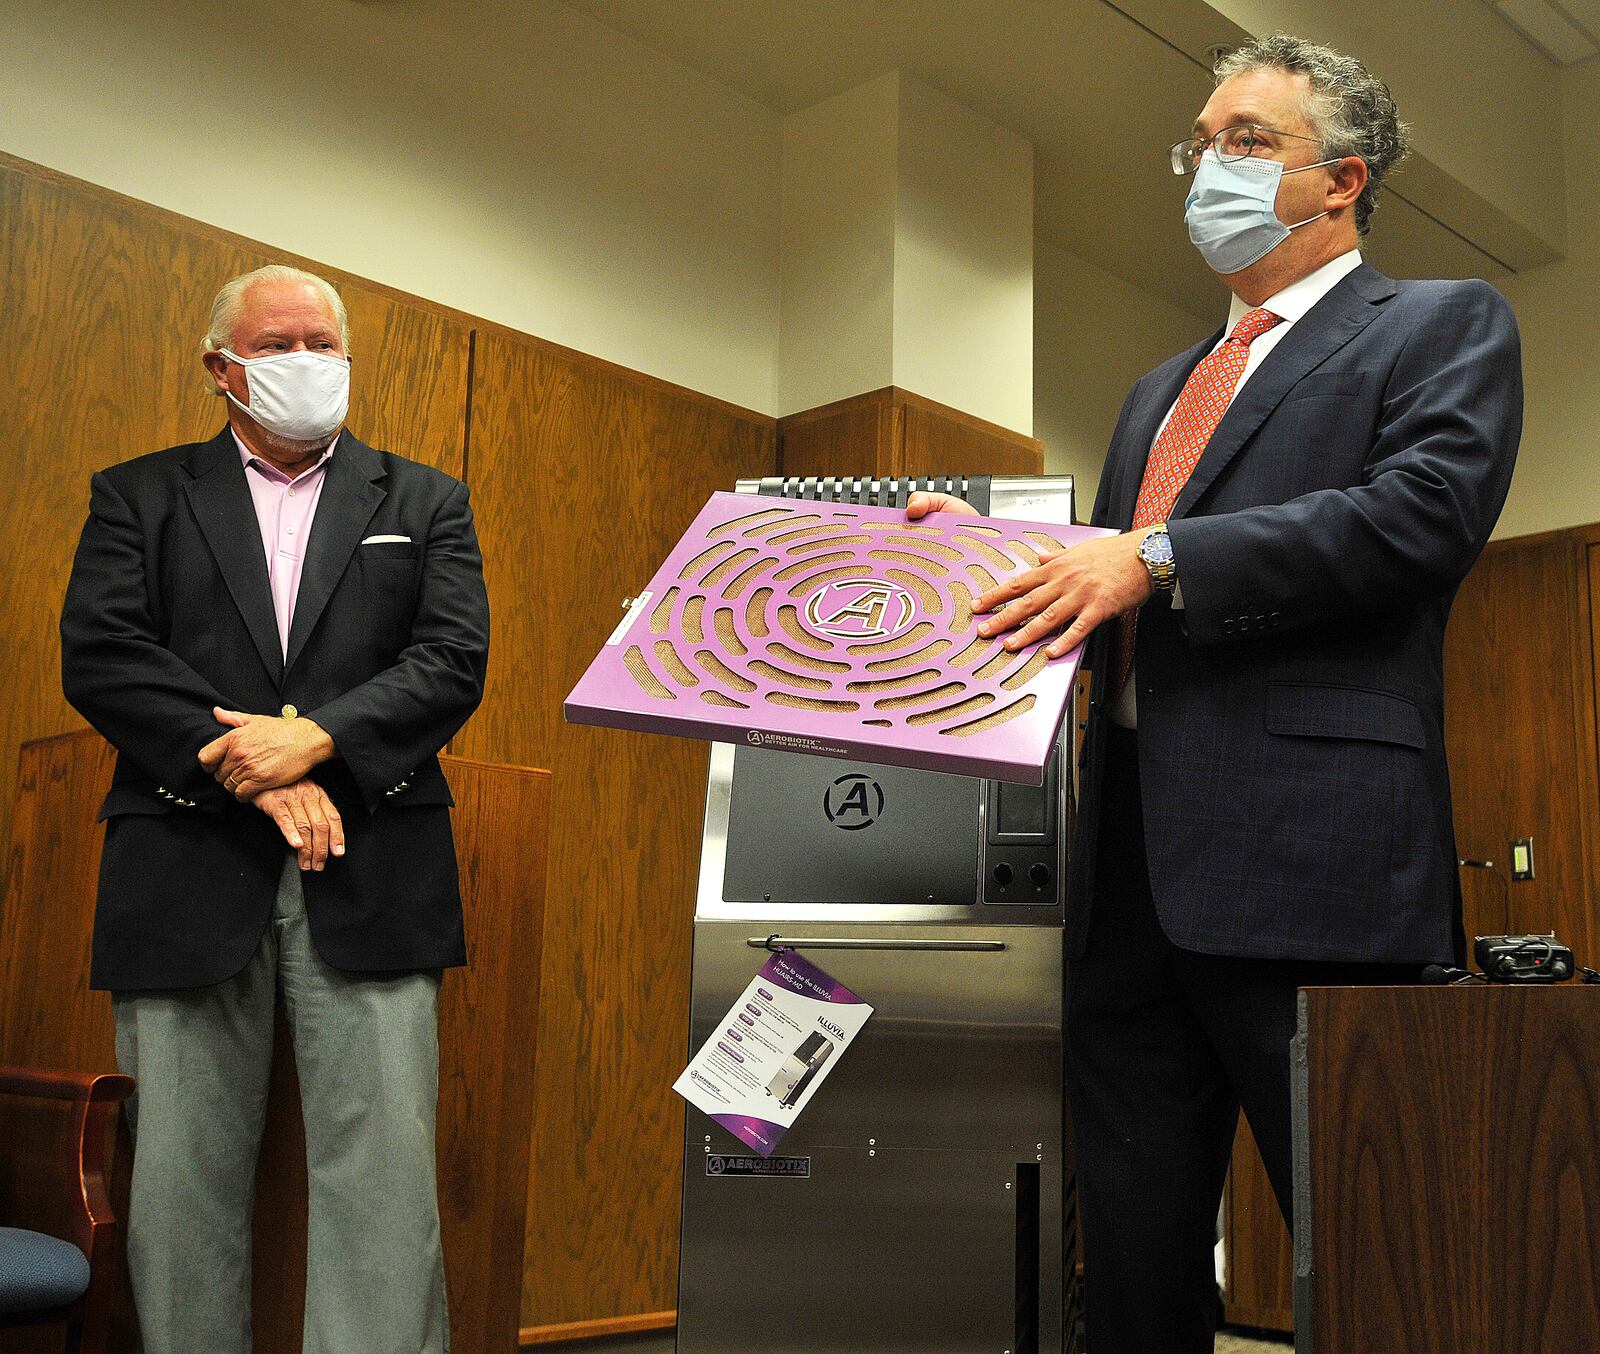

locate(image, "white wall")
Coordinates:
893 76 1034 434
778 71 1033 431
1209 0 1565 257
1034 239 1212 516
776 74 899 416
0 0 782 413
1498 55 1600 539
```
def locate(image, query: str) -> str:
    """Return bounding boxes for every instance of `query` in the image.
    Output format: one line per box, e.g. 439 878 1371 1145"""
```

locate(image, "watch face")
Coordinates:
1142 533 1173 566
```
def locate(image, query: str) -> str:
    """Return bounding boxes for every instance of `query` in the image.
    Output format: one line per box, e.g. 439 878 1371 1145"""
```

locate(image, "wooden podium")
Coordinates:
0 729 551 1354
1292 984 1600 1353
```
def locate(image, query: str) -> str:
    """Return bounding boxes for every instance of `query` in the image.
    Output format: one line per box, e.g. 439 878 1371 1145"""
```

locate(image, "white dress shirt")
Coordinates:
1110 249 1363 728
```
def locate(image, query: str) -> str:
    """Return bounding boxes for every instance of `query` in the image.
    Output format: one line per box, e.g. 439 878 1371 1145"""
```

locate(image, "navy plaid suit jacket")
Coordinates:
1067 264 1522 965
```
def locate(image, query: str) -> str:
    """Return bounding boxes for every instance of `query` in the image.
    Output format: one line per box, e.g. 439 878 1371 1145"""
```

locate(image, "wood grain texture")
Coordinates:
454 330 774 1326
0 152 468 915
1443 535 1598 957
777 389 899 478
896 389 1044 478
1223 1123 1293 1333
0 1070 133 1354
519 1310 675 1345
1302 985 1600 1353
777 386 1045 481
0 731 549 1354
1228 526 1600 1338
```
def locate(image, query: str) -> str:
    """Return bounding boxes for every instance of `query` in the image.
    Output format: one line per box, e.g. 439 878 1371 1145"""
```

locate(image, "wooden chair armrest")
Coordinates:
0 1067 133 1104
0 1066 133 1268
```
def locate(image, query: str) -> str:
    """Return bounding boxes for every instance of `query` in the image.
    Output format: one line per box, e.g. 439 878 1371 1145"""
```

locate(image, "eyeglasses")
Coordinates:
1168 123 1325 176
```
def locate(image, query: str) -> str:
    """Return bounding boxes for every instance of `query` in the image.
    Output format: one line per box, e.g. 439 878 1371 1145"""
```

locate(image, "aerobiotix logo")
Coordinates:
802 577 916 641
824 773 884 831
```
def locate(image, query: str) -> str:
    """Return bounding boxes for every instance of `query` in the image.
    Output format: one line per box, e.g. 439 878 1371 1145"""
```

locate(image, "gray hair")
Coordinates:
1215 33 1409 236
201 264 351 394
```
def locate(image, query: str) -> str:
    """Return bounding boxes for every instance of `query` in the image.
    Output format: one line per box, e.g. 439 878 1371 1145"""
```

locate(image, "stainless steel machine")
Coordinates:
677 474 1083 1354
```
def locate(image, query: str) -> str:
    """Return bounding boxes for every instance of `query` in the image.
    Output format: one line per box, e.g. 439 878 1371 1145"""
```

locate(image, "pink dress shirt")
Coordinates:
233 432 336 659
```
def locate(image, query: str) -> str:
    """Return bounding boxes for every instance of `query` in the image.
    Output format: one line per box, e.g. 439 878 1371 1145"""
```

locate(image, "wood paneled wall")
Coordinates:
0 151 1059 1341
455 331 774 1329
778 386 1044 480
1444 529 1600 958
1226 522 1600 1334
0 732 550 1354
0 152 468 897
0 151 777 1340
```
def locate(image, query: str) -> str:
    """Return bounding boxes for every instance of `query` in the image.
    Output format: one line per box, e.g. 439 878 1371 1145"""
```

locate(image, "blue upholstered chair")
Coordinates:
0 1068 133 1354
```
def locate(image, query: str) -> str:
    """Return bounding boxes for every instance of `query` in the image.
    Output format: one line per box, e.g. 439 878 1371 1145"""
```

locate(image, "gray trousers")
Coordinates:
113 855 449 1354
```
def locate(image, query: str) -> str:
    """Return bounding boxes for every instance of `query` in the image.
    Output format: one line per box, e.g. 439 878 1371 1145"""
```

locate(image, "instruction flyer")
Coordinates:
673 949 873 1157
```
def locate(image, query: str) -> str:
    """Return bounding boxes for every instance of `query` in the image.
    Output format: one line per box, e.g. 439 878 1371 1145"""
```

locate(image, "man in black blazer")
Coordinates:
911 35 1521 1353
61 264 488 1353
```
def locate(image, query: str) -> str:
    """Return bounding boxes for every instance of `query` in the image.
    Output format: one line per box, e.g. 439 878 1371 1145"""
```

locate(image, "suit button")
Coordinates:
1222 619 1236 635
281 703 298 719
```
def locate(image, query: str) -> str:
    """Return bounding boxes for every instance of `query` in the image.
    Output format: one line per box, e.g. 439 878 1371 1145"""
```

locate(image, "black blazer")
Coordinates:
1068 265 1522 966
61 428 490 991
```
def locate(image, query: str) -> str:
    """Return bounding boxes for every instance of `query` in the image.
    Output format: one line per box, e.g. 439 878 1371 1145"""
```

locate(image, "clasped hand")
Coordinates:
198 707 342 870
904 492 1155 656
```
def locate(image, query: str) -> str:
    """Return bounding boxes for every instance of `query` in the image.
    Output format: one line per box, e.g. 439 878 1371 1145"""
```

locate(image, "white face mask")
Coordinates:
220 348 350 443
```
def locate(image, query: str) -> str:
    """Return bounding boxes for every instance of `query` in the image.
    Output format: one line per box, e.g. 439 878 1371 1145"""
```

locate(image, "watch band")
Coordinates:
1140 523 1177 593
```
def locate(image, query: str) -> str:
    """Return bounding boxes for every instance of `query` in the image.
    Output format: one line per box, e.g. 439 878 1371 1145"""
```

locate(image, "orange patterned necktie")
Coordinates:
1114 306 1281 698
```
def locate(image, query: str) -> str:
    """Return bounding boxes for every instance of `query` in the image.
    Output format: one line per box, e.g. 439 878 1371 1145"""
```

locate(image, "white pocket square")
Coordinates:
362 534 411 545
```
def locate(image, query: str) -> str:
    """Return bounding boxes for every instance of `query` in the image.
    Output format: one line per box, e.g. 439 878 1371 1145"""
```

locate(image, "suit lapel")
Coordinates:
182 429 284 684
1171 264 1397 520
1105 331 1220 528
285 433 386 671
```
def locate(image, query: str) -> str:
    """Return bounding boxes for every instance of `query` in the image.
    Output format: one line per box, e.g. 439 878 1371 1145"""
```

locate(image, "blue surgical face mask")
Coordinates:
1184 150 1339 275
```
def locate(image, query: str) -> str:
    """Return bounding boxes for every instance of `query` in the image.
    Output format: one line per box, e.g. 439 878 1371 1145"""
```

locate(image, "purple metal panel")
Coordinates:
564 492 1115 783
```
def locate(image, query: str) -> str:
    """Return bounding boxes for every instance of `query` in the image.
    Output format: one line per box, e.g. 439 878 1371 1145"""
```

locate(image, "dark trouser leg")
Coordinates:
1066 729 1237 1354
1170 947 1417 1226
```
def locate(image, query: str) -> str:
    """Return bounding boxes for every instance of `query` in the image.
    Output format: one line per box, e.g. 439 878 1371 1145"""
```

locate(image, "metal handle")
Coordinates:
750 935 1006 953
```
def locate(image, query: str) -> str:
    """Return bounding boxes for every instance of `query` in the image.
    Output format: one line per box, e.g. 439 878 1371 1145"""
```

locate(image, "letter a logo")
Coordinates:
803 577 916 640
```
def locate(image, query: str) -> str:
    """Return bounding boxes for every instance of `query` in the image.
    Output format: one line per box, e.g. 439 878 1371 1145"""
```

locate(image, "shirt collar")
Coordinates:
232 429 338 484
1227 248 1363 330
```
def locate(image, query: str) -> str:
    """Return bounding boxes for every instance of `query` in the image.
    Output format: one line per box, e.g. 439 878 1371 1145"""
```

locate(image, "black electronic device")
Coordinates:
1473 933 1574 983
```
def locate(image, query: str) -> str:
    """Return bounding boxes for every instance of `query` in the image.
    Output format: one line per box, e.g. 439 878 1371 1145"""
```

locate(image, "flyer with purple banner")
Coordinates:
673 950 873 1157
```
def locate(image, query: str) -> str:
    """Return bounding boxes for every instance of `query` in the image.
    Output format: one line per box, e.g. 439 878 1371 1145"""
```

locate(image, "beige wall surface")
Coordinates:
777 73 900 416
1033 238 1212 517
0 0 782 413
1498 56 1600 540
778 71 1033 432
893 75 1034 434
1209 0 1565 257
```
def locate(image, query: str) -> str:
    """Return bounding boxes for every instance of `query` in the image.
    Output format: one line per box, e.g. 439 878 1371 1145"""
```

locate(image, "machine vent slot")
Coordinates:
681 594 705 644
1014 1161 1040 1354
865 638 952 672
906 692 995 726
679 539 737 580
941 694 1036 737
623 646 675 700
654 640 700 688
765 692 861 713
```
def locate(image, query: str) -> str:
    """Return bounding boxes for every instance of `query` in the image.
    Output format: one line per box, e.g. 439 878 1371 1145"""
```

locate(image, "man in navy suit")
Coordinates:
911 34 1522 1352
61 264 488 1353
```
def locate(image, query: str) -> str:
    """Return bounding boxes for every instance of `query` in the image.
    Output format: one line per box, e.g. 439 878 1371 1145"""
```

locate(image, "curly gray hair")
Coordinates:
1215 33 1409 236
